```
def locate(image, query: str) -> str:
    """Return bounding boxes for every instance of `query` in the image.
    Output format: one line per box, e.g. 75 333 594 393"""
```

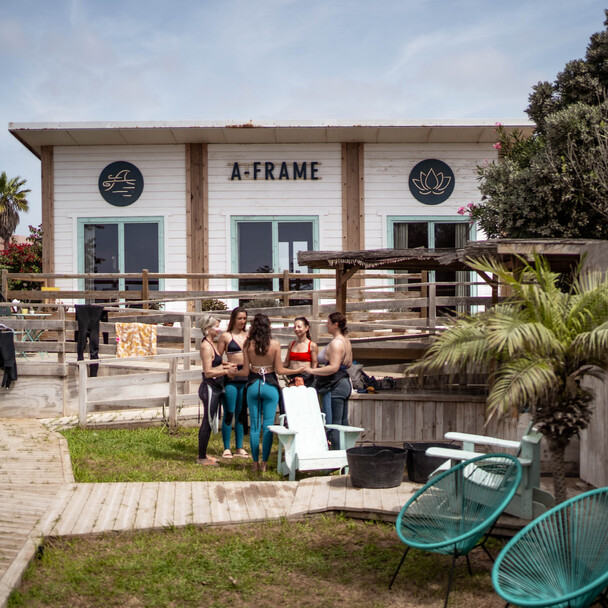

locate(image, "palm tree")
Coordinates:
0 172 30 243
408 255 608 503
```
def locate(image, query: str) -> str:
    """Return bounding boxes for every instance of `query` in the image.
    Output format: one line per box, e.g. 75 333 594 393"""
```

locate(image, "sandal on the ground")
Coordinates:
233 449 249 458
196 458 219 467
222 449 233 459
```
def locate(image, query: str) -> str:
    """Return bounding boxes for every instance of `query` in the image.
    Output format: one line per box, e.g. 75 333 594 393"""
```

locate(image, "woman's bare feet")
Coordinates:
251 462 259 473
260 462 267 472
197 456 219 466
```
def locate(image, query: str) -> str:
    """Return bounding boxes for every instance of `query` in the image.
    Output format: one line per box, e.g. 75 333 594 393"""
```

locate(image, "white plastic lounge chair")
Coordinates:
425 428 555 520
268 385 364 481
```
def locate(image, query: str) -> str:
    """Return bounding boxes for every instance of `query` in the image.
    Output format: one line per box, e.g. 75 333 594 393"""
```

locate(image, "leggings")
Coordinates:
198 381 222 460
222 380 245 450
327 377 351 450
247 380 279 463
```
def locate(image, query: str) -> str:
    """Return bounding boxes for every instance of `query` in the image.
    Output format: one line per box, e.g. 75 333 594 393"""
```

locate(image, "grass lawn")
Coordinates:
8 514 506 608
61 425 290 482
7 426 507 607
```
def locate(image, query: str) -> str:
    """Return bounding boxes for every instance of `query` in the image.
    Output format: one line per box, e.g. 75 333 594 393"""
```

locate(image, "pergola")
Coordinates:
299 239 608 314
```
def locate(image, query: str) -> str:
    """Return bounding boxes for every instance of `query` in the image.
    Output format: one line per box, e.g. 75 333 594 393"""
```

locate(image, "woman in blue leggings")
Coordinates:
217 307 249 460
303 312 353 450
235 313 297 473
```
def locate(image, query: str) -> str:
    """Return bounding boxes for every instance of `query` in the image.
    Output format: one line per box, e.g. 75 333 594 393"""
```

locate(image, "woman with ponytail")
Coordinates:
303 312 353 450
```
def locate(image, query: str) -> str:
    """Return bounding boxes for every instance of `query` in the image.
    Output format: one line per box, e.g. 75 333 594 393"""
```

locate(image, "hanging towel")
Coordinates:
115 322 157 358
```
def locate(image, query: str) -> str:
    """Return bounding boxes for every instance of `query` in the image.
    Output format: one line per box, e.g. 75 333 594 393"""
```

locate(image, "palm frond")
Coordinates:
487 358 557 418
571 323 608 362
485 310 564 358
407 319 491 375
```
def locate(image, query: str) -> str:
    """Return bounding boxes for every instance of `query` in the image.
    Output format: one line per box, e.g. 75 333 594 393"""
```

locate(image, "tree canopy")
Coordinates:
472 10 608 239
0 172 30 242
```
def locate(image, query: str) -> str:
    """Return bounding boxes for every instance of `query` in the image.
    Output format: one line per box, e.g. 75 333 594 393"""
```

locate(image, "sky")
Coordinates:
1 0 606 233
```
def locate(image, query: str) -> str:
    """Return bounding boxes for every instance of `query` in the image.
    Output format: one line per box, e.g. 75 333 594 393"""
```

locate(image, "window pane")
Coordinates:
84 224 118 292
278 222 313 294
393 222 428 248
434 223 457 248
124 223 159 291
238 222 273 292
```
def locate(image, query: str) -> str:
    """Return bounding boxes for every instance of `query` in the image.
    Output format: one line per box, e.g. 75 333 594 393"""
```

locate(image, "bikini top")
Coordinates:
226 333 242 354
289 340 312 362
205 338 223 368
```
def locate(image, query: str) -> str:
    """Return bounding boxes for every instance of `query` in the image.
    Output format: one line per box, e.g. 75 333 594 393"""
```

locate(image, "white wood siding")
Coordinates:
364 143 498 248
207 144 342 294
53 145 187 302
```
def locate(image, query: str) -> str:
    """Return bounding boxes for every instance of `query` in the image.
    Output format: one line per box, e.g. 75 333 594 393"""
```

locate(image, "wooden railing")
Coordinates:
1 269 493 338
0 270 496 427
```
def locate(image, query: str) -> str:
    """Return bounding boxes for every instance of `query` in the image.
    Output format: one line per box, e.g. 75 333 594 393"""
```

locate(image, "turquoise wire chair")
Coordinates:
492 487 608 608
390 453 522 608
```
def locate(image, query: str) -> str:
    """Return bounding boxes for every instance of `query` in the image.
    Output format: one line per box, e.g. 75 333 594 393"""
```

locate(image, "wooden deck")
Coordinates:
0 417 418 608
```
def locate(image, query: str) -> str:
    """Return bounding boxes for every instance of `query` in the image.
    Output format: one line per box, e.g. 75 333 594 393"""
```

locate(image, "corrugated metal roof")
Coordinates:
8 119 535 158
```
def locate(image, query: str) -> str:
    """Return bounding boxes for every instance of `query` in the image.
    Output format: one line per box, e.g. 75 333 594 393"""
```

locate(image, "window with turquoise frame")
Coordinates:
231 216 318 300
78 217 164 294
388 216 475 315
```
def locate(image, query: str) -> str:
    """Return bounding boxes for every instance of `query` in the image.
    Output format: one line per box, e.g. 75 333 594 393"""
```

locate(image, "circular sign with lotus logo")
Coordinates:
408 159 455 205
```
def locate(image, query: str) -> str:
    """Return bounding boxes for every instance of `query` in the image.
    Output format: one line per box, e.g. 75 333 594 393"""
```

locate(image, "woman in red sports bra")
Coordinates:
284 316 318 386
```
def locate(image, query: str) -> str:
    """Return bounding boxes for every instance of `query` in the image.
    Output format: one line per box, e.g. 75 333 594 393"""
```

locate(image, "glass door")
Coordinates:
81 219 162 297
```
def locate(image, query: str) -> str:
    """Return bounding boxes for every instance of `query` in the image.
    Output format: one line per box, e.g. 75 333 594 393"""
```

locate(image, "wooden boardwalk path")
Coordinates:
0 418 417 608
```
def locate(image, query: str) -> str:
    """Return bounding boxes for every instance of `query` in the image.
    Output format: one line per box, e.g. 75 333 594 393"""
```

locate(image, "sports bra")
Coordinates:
317 345 329 365
289 340 312 362
226 334 242 354
317 340 349 367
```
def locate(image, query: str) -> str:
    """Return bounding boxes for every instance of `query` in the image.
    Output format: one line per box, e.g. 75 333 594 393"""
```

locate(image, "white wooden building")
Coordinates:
9 120 534 305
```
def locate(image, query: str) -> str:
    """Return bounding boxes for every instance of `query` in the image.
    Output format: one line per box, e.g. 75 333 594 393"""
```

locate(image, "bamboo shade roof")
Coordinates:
299 239 608 274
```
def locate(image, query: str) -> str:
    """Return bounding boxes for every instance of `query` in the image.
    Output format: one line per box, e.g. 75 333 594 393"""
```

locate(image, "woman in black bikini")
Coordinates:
217 307 249 460
197 314 236 466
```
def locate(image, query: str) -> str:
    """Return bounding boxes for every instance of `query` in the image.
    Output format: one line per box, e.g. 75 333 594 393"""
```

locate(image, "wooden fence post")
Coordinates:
282 270 290 307
142 269 149 309
428 282 437 333
311 292 320 343
78 362 88 428
1 269 7 301
57 305 65 366
194 300 201 353
168 357 178 429
183 316 192 394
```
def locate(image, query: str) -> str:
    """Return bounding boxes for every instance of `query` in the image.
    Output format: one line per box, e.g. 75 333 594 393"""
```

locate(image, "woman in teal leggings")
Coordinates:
235 313 296 472
217 307 249 460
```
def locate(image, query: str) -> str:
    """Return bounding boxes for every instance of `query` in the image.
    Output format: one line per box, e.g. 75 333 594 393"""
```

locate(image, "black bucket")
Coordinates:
403 442 460 484
346 445 406 489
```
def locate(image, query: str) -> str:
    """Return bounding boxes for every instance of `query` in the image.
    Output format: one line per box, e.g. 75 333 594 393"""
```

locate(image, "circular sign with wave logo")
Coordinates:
408 159 455 205
98 161 144 206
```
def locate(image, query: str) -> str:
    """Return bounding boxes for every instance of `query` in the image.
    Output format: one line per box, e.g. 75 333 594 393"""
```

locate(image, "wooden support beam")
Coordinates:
186 143 207 299
335 265 359 314
41 146 55 277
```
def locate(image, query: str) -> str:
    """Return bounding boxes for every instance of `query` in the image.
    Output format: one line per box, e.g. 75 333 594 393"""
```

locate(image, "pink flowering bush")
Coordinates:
0 225 43 291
